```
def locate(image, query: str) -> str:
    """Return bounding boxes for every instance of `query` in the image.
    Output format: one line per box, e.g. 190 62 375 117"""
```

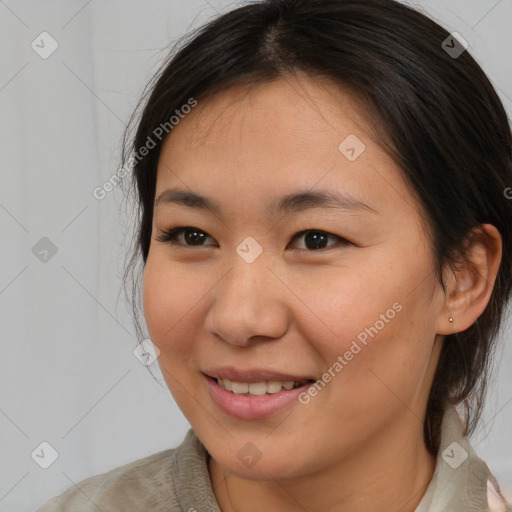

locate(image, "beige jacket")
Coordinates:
36 404 511 511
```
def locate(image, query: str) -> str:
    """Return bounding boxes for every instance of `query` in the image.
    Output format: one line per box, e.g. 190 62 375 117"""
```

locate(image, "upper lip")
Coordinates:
203 367 315 383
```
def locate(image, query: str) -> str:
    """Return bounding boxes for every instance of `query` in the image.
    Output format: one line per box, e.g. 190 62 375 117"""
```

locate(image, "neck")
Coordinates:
208 416 436 512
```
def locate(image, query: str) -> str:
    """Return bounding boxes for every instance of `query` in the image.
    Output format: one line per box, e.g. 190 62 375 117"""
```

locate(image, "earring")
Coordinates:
449 316 454 323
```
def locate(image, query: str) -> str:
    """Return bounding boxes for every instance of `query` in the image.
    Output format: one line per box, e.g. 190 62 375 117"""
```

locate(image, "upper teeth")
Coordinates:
217 378 306 395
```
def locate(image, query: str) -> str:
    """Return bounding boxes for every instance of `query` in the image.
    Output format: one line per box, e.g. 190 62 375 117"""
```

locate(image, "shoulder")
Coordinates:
36 430 204 512
36 449 177 512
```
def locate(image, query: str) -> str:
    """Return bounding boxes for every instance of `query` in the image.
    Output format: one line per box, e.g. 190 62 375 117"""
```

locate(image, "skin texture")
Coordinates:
142 73 502 512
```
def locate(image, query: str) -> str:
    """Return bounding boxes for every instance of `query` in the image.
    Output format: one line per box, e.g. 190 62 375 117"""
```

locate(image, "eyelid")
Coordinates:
155 226 217 246
289 229 348 250
155 226 351 250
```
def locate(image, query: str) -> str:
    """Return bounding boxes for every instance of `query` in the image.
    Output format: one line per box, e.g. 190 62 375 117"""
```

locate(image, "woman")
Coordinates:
38 0 512 510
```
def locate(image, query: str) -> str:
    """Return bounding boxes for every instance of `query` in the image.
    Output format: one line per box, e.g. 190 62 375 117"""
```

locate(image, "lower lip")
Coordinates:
204 375 312 419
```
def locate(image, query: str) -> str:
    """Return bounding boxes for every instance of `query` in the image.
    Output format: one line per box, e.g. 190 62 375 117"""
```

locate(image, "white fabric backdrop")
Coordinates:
0 1 511 510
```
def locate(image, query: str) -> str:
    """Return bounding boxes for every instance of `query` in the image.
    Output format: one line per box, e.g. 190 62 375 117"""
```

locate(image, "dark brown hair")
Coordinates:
120 0 512 454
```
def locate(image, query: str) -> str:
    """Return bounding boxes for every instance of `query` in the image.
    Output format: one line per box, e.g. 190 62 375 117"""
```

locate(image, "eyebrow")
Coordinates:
154 188 378 216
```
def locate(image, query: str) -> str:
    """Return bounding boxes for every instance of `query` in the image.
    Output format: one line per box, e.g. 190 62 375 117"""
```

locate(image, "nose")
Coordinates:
203 258 289 347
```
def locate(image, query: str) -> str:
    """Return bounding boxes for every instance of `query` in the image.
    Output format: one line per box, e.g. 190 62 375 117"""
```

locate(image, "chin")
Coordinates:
218 451 305 481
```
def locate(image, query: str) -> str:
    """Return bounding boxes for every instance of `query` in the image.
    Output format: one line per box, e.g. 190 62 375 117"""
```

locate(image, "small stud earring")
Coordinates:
449 316 454 323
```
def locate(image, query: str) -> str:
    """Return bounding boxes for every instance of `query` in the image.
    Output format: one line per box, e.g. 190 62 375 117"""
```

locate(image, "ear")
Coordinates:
436 224 502 335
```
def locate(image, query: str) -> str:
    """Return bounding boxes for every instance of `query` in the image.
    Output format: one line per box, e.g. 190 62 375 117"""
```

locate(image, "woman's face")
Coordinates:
143 75 446 480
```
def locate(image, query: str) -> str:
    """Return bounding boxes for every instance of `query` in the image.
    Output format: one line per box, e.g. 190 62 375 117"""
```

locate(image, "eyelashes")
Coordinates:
156 226 212 246
155 226 351 251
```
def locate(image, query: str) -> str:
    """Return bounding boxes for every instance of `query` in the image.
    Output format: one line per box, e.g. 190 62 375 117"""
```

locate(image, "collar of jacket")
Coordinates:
415 402 511 512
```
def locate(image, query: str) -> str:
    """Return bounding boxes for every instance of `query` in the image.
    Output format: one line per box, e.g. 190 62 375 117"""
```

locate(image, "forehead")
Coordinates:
155 74 415 219
162 74 379 157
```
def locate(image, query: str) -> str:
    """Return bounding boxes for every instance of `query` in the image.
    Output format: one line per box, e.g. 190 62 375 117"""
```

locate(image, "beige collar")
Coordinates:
415 402 511 512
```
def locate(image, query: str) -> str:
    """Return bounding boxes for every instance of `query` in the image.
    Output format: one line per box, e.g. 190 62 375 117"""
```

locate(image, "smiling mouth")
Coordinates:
213 377 314 396
204 374 317 419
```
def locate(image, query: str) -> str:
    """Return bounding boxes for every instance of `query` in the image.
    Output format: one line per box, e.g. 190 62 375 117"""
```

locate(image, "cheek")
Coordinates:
142 258 202 407
142 255 220 394
142 259 167 341
143 255 197 335
143 256 193 356
294 256 438 392
292 263 404 353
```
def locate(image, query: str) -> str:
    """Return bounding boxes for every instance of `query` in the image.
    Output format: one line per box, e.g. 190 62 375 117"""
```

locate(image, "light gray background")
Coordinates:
0 1 511 510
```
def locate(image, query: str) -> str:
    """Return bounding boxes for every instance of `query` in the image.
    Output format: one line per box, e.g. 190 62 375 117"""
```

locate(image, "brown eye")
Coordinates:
156 227 349 251
288 230 350 250
155 227 216 246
